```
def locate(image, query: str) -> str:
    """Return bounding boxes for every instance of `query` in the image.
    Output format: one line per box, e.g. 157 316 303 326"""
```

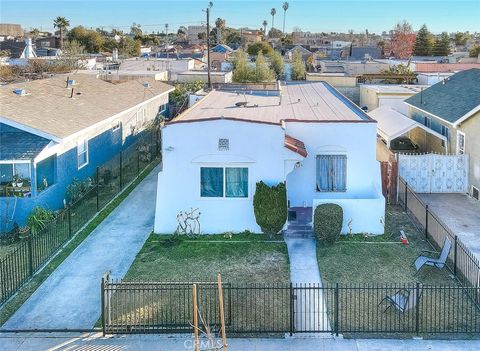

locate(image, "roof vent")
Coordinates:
67 79 76 87
235 101 248 107
143 82 151 88
13 89 27 96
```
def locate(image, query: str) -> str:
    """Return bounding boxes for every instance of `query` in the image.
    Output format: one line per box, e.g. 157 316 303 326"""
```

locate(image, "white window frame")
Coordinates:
424 116 432 129
158 104 167 113
77 139 89 169
112 120 121 132
456 131 465 155
199 166 249 199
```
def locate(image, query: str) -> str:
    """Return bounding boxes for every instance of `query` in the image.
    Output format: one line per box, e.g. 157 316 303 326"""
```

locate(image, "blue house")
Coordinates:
0 74 173 231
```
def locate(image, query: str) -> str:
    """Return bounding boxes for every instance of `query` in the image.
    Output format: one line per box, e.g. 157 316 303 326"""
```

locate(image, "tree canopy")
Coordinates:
413 24 434 56
247 41 274 56
290 49 306 80
433 32 451 56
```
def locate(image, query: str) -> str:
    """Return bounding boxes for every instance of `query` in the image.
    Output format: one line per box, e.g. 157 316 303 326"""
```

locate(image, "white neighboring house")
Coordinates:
154 82 385 235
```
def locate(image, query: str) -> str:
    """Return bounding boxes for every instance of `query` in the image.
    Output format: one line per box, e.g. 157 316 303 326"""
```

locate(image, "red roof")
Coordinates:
284 135 307 157
415 63 480 73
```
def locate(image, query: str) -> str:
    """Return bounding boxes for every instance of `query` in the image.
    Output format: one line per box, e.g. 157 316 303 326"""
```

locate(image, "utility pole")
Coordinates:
205 2 213 90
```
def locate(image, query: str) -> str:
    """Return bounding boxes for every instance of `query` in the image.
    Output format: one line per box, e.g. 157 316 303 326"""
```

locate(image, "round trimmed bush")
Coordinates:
314 203 343 246
253 181 287 236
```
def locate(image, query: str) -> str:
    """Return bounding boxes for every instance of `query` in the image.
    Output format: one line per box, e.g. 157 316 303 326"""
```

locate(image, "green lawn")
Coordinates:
124 233 290 283
317 205 455 285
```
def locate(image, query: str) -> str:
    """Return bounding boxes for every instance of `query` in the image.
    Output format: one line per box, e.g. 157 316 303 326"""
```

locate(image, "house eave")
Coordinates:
404 102 455 126
453 105 480 127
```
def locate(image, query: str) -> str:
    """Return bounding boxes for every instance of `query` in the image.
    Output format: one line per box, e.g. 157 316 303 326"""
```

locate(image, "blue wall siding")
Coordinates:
1 126 126 227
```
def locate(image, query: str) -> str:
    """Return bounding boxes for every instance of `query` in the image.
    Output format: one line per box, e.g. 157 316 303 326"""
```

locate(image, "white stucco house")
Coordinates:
154 82 385 235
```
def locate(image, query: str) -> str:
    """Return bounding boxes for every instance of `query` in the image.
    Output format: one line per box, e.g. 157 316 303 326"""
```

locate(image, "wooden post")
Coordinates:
193 284 199 351
217 274 227 351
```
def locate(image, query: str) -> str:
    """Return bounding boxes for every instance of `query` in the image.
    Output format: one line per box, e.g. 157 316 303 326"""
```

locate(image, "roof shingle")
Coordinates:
405 69 480 124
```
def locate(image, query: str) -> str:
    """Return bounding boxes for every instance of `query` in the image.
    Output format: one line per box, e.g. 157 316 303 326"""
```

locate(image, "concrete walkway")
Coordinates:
1 165 161 330
285 238 329 333
418 193 480 260
1 332 479 351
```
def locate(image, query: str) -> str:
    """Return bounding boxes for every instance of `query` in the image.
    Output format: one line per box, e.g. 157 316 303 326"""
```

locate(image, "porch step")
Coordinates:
287 224 312 231
283 229 315 239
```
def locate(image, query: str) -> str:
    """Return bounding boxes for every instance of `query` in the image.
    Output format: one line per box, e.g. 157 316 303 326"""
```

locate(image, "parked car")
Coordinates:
390 137 419 152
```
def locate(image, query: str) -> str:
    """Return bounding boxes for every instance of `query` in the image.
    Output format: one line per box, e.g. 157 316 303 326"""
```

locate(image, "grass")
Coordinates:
0 160 159 326
101 232 290 333
317 205 456 285
316 205 478 338
124 233 290 283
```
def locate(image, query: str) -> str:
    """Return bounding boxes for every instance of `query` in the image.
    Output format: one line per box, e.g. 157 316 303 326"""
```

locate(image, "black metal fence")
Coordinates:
0 130 160 307
398 177 480 290
101 276 480 337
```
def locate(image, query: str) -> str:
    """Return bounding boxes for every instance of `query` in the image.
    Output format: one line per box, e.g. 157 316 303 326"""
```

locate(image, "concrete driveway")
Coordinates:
1 165 161 330
418 193 480 260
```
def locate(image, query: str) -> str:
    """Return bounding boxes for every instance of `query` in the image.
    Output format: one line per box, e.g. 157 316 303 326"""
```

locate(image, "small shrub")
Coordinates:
65 177 93 204
26 206 55 235
253 181 287 236
314 204 343 246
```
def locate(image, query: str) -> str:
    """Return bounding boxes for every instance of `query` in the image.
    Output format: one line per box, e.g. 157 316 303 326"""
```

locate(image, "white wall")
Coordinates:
378 96 409 114
313 195 385 235
285 121 385 235
155 118 385 235
154 119 301 234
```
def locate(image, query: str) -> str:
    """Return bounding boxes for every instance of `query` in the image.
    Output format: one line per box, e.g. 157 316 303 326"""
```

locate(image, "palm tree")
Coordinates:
29 28 40 40
262 20 268 35
53 16 70 49
215 18 226 44
270 8 276 33
282 2 289 36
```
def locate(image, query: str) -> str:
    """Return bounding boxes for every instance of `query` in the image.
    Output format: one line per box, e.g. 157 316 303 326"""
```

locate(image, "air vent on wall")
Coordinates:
473 186 479 201
218 138 229 151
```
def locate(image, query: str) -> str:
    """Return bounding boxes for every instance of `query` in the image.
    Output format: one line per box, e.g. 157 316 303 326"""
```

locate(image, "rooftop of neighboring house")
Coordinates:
211 44 234 53
0 39 26 58
0 123 50 160
414 63 480 73
169 82 373 125
405 68 480 124
361 84 429 94
0 74 173 140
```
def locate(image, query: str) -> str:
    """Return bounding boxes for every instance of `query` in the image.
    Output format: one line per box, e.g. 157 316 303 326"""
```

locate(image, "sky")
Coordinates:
1 0 479 35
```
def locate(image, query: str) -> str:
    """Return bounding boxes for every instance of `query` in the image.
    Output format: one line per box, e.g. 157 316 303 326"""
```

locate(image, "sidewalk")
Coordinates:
1 165 161 330
0 332 479 351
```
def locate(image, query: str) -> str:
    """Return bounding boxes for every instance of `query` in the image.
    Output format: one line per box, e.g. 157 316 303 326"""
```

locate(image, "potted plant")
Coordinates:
12 174 23 187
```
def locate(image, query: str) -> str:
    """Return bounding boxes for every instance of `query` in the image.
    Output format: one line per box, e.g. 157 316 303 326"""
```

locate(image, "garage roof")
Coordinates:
368 106 446 146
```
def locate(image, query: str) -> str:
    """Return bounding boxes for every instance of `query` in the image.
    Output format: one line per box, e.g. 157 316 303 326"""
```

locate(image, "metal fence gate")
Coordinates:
398 153 469 193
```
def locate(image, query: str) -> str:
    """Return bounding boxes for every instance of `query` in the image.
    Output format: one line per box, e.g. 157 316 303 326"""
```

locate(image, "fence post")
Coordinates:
404 182 408 211
334 283 339 336
425 205 429 240
96 167 100 212
67 206 72 237
27 233 34 277
119 151 123 190
415 282 420 335
101 272 109 336
454 235 458 277
289 283 294 336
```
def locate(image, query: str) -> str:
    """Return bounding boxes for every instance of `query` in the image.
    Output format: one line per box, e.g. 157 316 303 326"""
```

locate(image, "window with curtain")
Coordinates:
200 167 248 198
316 155 347 192
201 167 224 197
226 168 248 198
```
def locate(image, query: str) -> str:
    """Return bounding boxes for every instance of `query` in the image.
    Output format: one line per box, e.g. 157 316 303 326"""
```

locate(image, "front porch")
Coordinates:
284 207 314 238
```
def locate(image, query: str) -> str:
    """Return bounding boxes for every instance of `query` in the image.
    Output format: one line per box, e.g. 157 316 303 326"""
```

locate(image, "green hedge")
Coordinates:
253 181 287 236
314 203 343 246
